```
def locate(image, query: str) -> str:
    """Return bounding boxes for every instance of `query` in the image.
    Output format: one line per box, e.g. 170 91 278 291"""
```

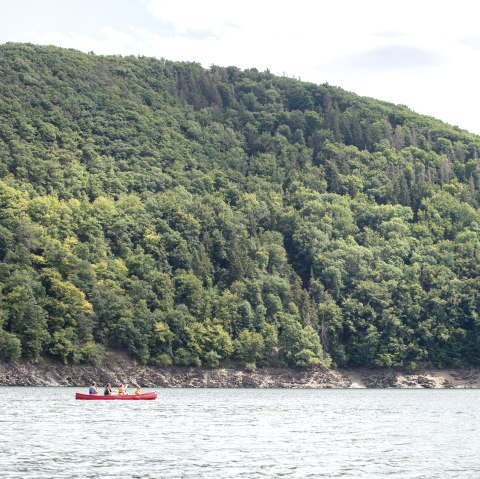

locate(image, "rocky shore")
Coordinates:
1 353 479 388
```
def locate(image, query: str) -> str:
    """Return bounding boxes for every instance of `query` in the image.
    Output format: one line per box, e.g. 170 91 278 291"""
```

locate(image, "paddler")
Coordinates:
88 381 98 395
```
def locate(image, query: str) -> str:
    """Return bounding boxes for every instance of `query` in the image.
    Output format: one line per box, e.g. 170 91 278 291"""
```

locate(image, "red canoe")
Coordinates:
75 392 157 400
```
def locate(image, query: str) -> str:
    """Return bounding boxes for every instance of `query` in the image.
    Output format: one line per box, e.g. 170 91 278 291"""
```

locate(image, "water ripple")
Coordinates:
0 388 479 478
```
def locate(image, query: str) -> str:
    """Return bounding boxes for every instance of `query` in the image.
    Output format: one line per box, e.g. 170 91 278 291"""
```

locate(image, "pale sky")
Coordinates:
2 0 480 134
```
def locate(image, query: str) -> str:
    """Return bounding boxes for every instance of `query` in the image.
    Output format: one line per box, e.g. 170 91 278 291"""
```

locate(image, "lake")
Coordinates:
0 387 479 478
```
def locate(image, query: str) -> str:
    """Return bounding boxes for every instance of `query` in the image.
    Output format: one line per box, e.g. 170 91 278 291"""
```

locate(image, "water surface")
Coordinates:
0 387 479 478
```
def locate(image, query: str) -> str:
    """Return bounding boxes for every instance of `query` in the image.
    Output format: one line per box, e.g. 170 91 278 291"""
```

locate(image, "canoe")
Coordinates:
75 392 157 400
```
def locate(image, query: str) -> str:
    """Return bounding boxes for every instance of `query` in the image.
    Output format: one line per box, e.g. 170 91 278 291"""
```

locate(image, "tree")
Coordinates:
235 329 265 369
1 43 480 370
0 329 22 361
4 285 49 359
278 313 325 367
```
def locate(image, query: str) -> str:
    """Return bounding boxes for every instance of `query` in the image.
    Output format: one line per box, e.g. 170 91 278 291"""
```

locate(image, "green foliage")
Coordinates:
279 314 326 367
0 330 22 361
77 341 106 365
178 319 233 367
235 329 265 367
49 329 75 364
0 42 480 368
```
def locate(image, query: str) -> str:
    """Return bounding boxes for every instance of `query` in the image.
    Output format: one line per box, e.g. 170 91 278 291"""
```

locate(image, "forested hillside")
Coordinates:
1 43 479 369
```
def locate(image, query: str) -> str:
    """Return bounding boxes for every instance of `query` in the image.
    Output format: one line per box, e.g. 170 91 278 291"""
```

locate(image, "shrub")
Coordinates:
174 348 201 366
78 342 106 365
153 353 173 366
0 330 22 362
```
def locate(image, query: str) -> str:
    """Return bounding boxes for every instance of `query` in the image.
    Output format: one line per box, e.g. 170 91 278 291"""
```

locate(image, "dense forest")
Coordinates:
0 43 479 370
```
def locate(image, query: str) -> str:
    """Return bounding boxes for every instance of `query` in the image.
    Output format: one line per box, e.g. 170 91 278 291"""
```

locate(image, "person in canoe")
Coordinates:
103 383 113 396
116 384 126 395
134 386 141 395
88 381 98 395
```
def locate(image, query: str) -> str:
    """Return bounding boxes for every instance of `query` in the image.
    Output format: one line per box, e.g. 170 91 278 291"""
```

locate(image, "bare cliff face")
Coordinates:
1 352 479 388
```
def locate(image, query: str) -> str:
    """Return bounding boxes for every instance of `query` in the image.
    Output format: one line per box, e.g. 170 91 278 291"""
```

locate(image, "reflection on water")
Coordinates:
0 387 479 478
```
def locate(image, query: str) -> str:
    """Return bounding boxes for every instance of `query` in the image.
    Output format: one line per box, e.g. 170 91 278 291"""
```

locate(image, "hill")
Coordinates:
0 42 479 370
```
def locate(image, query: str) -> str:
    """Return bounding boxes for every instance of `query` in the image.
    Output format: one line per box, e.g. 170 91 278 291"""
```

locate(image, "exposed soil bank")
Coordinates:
1 353 479 388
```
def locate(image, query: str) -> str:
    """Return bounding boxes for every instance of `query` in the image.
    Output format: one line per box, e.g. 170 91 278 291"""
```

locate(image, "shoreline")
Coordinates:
1 354 479 388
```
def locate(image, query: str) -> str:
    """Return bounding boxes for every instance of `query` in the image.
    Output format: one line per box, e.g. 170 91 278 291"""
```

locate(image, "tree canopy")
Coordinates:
1 42 480 369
